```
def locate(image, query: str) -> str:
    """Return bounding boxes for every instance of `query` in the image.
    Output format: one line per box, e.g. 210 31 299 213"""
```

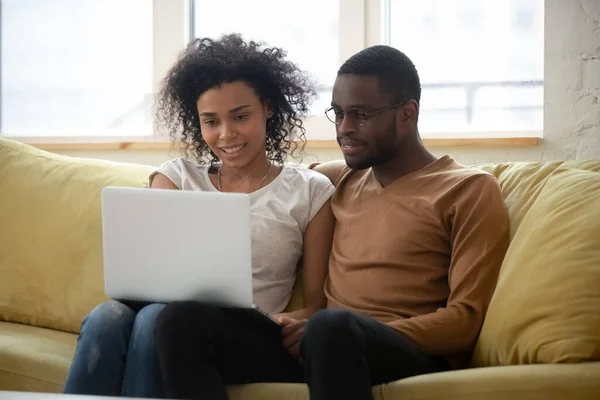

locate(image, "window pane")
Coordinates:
1 0 152 137
388 0 544 132
419 87 467 132
193 0 339 116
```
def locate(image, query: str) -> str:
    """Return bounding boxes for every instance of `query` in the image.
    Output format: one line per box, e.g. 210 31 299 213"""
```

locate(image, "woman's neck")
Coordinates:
215 152 277 194
219 154 271 181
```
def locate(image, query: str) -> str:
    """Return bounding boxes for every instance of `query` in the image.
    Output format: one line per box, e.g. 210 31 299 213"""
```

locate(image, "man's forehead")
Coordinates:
332 74 389 106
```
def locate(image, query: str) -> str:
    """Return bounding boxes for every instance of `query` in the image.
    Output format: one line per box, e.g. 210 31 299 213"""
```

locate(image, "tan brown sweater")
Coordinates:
312 156 510 366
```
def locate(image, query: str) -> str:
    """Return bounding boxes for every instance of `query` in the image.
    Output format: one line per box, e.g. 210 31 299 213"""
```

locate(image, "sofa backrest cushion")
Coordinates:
472 167 600 366
478 160 600 240
0 139 154 333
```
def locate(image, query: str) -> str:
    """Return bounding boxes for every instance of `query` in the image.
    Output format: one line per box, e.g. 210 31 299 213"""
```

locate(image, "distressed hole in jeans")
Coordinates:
112 303 125 318
87 344 101 373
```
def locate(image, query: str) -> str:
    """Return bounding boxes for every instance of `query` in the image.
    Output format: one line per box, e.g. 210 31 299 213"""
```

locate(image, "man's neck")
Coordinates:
371 140 438 187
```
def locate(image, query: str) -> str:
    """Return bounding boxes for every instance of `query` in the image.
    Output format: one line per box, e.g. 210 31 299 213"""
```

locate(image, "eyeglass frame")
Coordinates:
324 101 407 127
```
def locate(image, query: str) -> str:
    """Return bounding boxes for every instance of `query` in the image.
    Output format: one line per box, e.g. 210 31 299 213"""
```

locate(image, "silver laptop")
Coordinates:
101 186 256 309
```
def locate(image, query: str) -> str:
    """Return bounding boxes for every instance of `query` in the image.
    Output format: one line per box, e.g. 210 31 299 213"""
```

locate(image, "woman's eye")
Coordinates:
203 119 216 126
235 114 248 121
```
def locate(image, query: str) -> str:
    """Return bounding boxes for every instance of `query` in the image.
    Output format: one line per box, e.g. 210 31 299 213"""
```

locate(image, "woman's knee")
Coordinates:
82 301 136 336
128 303 166 353
135 303 166 325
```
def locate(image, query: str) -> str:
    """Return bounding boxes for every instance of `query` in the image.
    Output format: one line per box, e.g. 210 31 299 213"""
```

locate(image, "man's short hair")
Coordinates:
337 45 421 104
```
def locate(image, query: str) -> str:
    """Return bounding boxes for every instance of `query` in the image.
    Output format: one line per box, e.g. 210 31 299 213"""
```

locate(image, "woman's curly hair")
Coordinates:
155 33 317 165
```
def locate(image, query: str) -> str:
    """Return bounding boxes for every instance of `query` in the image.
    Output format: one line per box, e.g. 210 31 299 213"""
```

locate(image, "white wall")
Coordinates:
57 0 600 167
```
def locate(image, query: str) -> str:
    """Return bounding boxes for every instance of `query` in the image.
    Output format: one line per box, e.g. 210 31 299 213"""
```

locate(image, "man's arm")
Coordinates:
308 160 347 187
388 173 510 356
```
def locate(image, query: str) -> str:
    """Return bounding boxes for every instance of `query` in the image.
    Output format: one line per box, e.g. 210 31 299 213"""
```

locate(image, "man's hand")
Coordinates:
278 316 307 359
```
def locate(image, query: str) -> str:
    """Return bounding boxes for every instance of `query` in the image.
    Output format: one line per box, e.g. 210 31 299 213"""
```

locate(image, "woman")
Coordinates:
63 34 334 399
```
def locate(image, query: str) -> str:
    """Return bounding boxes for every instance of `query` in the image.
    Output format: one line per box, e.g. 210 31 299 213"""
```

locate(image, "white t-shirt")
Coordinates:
150 158 335 314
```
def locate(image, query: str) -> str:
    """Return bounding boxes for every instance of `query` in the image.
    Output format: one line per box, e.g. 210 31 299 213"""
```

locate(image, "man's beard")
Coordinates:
345 122 400 170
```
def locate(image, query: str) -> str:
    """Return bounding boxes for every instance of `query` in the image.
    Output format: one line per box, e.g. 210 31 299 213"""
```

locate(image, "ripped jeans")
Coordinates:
63 301 165 398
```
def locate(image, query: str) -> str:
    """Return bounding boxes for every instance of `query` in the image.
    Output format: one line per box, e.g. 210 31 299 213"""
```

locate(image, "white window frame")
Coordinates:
4 0 542 146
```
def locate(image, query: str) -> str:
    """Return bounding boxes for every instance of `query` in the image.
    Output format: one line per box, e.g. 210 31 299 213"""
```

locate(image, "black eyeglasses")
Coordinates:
325 101 406 126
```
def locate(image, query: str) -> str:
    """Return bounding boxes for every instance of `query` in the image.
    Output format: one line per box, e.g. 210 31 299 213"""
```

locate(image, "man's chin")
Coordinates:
344 155 372 170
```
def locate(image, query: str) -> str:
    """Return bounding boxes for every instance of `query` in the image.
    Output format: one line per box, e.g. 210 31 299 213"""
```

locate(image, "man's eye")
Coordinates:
349 110 368 119
235 114 248 121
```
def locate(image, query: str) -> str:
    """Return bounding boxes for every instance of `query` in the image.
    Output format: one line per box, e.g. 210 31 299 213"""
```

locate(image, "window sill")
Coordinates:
16 137 543 151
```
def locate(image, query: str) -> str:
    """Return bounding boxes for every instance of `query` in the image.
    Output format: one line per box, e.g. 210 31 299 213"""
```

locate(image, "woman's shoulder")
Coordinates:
279 165 335 198
283 165 331 183
277 165 335 225
158 157 206 169
155 157 212 175
152 157 212 189
282 165 334 186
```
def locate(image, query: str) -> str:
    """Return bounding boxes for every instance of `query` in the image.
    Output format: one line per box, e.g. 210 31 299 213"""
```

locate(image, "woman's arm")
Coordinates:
150 173 179 190
277 199 334 321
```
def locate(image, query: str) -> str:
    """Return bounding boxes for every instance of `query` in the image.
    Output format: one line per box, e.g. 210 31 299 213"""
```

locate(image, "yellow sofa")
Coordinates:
1 138 600 399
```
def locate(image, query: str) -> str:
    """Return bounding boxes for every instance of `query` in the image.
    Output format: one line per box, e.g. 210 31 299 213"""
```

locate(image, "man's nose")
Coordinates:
336 113 356 137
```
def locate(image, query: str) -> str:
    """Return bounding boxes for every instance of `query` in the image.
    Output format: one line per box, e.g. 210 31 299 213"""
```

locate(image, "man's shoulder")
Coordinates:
424 159 503 210
436 162 505 216
307 160 350 187
442 159 500 189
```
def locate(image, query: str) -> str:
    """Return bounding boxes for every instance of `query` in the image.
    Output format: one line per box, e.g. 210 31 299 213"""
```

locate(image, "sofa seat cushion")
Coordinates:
2 317 600 399
0 139 154 333
375 362 600 400
228 363 600 400
0 321 76 393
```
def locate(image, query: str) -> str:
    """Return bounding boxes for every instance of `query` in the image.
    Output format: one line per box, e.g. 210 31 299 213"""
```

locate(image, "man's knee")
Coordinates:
302 309 362 351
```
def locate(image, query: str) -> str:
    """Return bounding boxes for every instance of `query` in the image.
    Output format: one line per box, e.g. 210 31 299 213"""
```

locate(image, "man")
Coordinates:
155 45 510 400
279 45 510 399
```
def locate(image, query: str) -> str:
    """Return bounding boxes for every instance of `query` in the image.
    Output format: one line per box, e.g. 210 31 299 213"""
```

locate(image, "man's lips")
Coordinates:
338 139 366 155
338 138 366 147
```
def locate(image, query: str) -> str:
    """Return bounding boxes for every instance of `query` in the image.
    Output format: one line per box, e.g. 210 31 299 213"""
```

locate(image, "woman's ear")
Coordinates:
264 100 274 119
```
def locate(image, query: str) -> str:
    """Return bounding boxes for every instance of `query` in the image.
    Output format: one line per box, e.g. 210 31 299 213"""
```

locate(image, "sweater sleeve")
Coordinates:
388 173 510 356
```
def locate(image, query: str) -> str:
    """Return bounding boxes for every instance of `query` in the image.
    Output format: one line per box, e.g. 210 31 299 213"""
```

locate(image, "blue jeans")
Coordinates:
63 301 165 398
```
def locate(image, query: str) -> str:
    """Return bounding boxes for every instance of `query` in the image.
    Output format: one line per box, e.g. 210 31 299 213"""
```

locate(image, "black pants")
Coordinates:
301 308 448 400
155 302 303 400
156 304 448 400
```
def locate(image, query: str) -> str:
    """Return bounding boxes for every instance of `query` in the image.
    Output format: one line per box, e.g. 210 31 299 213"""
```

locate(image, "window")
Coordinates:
1 0 152 137
192 0 339 116
1 0 544 143
385 0 544 133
